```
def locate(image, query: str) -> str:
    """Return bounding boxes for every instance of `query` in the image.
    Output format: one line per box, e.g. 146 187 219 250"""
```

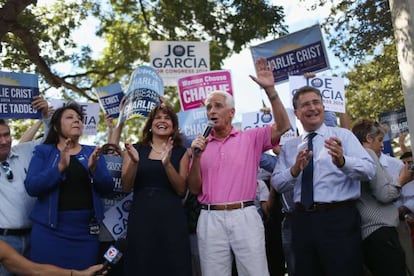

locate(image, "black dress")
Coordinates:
124 144 192 276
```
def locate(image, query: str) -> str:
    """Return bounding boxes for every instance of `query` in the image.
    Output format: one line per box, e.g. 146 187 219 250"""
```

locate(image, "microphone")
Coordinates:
95 238 127 275
194 120 215 154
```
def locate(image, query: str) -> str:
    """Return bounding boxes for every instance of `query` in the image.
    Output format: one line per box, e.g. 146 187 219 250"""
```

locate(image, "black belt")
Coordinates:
0 228 31 236
201 201 255 211
295 200 356 212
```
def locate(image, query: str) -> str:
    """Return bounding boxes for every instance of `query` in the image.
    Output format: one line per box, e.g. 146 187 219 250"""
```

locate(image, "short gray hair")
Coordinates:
352 119 386 144
205 90 235 108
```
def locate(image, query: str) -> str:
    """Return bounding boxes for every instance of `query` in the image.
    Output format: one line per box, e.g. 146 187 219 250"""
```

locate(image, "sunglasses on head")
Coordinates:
1 161 13 181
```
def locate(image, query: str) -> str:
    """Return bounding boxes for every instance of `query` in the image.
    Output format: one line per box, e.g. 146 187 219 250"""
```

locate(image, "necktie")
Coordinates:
301 132 317 208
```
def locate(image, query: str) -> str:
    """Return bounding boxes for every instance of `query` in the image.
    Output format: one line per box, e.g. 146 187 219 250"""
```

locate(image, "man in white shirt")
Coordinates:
0 96 49 276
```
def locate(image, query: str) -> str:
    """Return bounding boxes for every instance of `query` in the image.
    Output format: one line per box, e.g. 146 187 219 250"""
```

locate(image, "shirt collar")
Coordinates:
379 153 390 167
8 147 19 159
209 127 238 142
302 123 327 141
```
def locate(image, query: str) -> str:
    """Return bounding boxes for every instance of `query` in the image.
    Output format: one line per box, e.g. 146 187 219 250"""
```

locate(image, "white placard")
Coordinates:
150 41 210 86
289 75 345 113
49 99 100 135
241 108 297 144
102 193 133 240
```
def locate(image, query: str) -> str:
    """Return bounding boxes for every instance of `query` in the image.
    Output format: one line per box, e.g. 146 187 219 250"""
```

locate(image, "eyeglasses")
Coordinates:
103 148 119 156
1 161 13 181
299 99 323 110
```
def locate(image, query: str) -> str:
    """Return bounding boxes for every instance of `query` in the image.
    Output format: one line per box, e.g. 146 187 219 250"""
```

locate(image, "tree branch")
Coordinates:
138 0 151 29
0 0 35 41
1 1 97 101
12 24 95 101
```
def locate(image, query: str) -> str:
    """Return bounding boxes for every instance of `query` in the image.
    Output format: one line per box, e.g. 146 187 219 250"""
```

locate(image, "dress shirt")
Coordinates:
0 119 49 229
379 153 414 212
393 178 414 213
272 123 375 203
380 153 403 182
0 141 39 228
399 180 414 212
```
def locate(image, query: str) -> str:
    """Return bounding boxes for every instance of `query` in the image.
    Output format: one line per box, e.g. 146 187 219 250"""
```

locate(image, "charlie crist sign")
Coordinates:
251 24 330 84
0 71 41 119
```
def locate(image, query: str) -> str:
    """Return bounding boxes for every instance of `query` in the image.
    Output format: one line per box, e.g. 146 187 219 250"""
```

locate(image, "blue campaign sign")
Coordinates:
102 155 126 203
118 66 164 124
250 24 330 84
118 88 161 124
379 108 408 139
177 107 208 148
0 71 41 119
95 83 124 118
125 65 164 96
101 154 131 241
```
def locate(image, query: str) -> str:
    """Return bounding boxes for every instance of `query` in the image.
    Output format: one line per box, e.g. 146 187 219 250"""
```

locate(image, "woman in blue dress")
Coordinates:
24 102 114 270
122 103 192 276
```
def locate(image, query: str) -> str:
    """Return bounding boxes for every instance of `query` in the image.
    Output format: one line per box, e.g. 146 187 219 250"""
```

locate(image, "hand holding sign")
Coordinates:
0 71 42 119
31 95 49 119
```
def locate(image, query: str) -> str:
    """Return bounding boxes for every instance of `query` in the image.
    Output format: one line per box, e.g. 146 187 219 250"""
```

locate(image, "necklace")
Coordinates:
150 143 163 154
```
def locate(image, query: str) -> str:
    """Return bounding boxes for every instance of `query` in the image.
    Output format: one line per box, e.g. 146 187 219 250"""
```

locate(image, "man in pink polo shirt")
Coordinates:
188 57 290 276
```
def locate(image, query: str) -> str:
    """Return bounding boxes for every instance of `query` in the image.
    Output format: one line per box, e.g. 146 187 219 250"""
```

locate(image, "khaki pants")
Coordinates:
197 206 269 276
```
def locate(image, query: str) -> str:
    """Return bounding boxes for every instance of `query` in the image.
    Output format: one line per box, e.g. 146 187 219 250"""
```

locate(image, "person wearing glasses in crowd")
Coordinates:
98 114 128 276
0 96 50 276
102 144 122 156
122 102 192 276
272 86 375 276
24 102 114 270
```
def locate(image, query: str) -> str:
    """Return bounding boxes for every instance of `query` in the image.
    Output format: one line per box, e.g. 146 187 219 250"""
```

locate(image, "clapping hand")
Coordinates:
124 142 139 164
324 137 345 167
291 147 313 177
88 146 103 174
58 138 73 172
161 137 173 166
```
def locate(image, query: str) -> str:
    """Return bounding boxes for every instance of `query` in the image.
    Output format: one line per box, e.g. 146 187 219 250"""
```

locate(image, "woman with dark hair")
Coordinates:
122 103 192 276
24 102 114 270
